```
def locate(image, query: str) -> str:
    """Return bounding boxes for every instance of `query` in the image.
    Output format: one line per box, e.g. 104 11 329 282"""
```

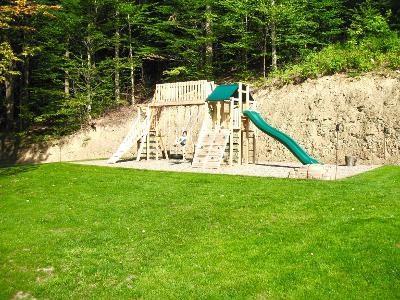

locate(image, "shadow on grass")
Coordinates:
0 164 39 177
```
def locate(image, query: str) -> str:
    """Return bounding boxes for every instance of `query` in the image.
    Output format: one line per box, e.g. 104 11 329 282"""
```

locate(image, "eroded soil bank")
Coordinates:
254 74 400 165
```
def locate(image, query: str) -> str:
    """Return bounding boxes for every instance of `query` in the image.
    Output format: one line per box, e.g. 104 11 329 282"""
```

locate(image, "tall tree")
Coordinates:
204 2 214 75
114 3 121 103
0 0 58 129
271 0 277 71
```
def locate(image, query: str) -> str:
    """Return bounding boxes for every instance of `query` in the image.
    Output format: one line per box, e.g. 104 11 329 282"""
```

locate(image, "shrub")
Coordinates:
268 33 400 85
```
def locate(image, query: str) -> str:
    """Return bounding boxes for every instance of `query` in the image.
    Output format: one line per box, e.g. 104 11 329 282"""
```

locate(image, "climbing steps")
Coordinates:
192 128 230 169
136 130 168 161
107 108 152 164
224 129 256 164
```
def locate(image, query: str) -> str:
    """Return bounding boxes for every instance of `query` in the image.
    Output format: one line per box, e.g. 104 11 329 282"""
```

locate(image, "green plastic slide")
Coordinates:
243 110 319 165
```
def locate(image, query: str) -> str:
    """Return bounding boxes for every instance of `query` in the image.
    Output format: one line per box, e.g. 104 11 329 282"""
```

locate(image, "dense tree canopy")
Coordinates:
0 0 399 138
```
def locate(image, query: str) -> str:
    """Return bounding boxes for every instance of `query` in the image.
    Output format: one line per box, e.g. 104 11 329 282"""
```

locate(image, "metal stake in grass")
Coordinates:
384 126 389 161
335 123 341 180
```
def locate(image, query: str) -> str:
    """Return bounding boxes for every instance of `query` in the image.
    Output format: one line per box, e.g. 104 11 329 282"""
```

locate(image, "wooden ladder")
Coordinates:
136 130 169 161
192 128 230 169
136 107 168 161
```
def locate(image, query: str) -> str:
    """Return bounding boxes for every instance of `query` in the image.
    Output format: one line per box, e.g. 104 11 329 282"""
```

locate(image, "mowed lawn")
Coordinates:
0 163 399 299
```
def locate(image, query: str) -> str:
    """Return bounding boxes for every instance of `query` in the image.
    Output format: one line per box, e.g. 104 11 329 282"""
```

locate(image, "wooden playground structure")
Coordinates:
108 80 258 169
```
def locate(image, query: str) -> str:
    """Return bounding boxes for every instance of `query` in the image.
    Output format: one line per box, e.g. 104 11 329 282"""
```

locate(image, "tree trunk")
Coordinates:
205 3 213 73
271 0 277 71
64 48 70 97
263 26 267 78
86 2 97 122
86 41 92 120
127 14 135 105
4 74 14 130
244 13 248 69
24 58 29 95
115 10 120 103
20 56 30 130
141 64 145 88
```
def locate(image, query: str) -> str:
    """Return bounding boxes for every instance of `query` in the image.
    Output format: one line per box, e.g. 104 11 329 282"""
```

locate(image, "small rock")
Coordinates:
12 291 36 300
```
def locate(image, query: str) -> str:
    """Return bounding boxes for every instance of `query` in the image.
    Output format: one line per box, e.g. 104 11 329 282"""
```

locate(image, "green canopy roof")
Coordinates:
207 84 239 101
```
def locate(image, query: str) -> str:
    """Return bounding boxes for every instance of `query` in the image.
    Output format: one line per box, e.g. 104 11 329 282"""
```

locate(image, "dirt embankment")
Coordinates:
2 106 139 164
254 74 400 164
4 73 400 165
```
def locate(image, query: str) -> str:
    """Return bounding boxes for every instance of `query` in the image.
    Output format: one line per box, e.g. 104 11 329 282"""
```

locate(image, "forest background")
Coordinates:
1 0 399 140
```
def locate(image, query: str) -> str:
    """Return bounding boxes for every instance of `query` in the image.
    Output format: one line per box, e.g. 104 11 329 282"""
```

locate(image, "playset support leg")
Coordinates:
216 101 221 127
253 131 257 164
245 85 250 110
238 83 243 165
146 111 151 160
245 119 249 164
155 131 159 161
229 100 234 166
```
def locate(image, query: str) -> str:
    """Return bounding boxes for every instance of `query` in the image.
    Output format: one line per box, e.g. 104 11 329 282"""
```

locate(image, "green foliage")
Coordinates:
0 42 20 82
2 0 400 138
163 66 189 80
349 2 392 40
270 20 400 84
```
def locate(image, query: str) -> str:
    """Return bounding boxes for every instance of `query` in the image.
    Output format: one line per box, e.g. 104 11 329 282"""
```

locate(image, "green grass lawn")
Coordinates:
0 163 399 299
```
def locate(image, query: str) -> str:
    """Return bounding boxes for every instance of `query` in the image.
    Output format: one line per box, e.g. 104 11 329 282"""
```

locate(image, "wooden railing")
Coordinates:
153 80 214 105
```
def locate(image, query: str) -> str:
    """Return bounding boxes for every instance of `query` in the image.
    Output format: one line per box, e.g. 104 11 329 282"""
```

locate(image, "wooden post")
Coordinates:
146 109 151 160
245 119 249 164
238 83 243 164
216 101 221 128
229 100 234 165
253 130 257 164
210 103 215 126
246 85 250 110
221 101 225 127
244 86 250 165
146 133 150 160
155 115 159 161
165 107 169 154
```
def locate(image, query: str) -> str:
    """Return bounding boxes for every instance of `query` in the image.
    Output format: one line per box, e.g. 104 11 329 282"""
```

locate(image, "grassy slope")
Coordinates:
0 163 399 299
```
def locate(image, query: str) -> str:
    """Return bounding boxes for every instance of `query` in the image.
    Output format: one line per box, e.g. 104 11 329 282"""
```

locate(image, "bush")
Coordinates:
267 3 400 85
269 33 400 85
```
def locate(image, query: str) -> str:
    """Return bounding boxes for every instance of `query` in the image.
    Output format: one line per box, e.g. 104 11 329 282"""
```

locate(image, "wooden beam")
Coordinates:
246 85 250 110
155 135 159 160
245 119 249 164
146 133 150 161
238 83 243 165
253 99 258 164
253 131 257 164
149 100 205 107
210 103 215 125
229 100 233 166
216 101 221 127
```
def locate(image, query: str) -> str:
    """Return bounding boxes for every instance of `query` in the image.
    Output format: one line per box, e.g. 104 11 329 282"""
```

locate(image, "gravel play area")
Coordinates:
74 159 380 180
